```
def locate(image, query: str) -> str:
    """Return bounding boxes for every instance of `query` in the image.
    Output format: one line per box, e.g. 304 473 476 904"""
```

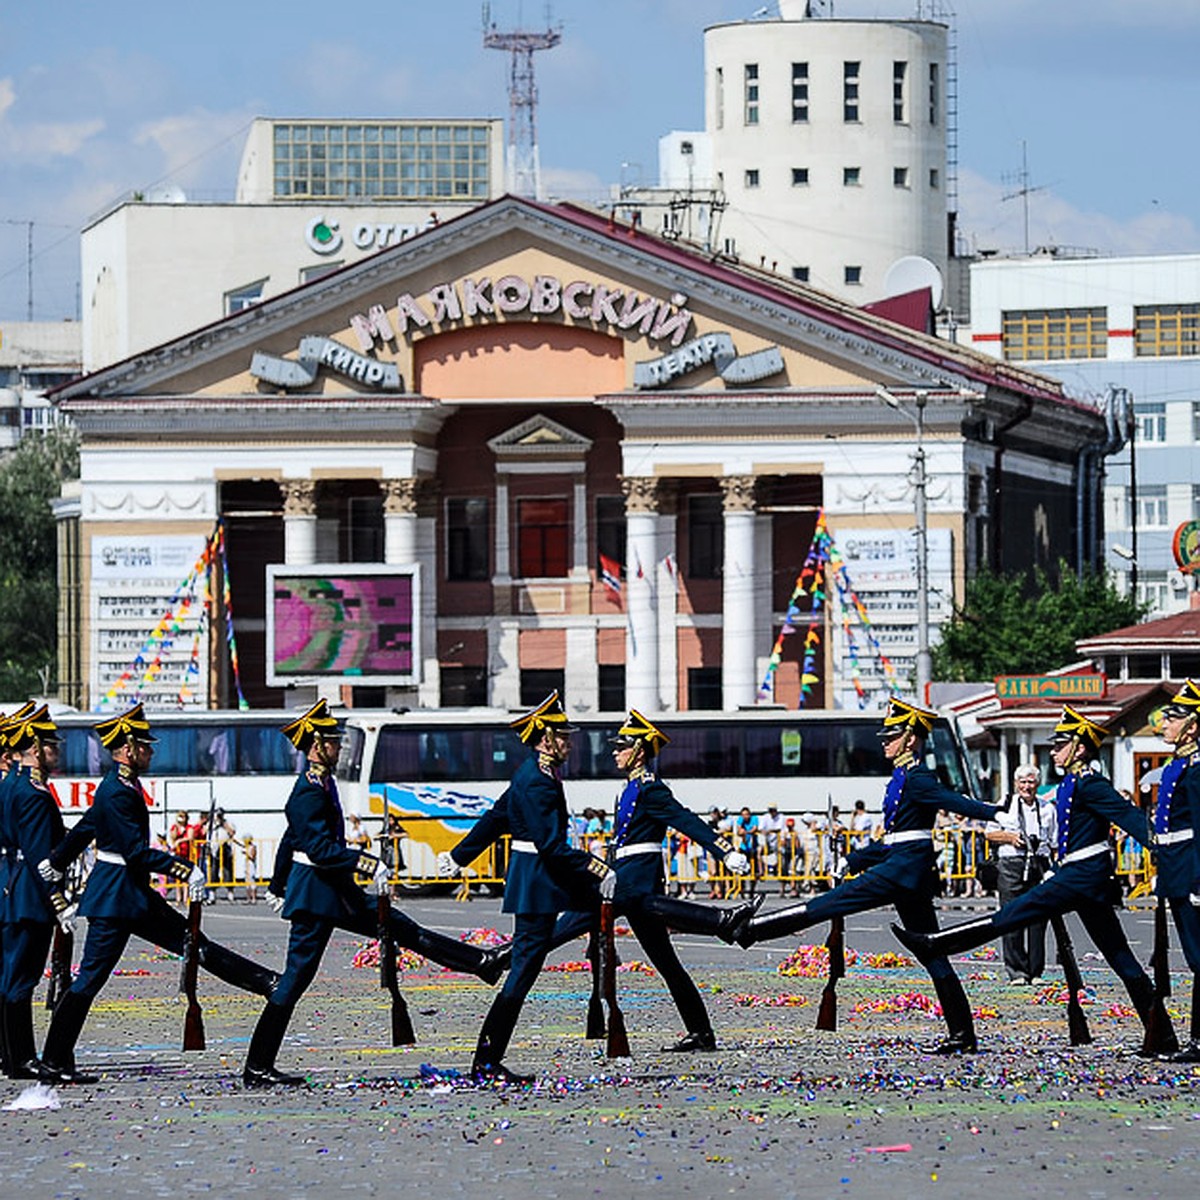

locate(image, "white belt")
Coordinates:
1059 842 1108 865
1157 829 1194 846
615 842 663 860
510 840 537 854
96 849 127 866
293 851 318 867
14 850 24 861
883 830 932 846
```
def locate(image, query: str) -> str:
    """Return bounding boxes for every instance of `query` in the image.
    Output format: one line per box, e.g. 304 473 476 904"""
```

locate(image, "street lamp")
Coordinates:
876 387 931 701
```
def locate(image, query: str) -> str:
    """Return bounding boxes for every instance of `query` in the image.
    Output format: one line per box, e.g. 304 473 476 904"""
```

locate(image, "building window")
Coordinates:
792 167 809 186
225 279 266 315
744 63 759 125
1134 402 1167 443
716 67 724 129
440 666 488 707
792 266 810 283
843 166 861 186
893 61 908 122
791 62 809 122
1135 303 1200 357
687 494 723 579
744 168 760 188
1001 308 1107 361
517 497 569 578
447 497 490 581
346 495 383 562
520 669 565 709
1172 651 1200 677
843 61 860 122
893 166 910 188
595 496 626 573
1135 575 1171 616
844 265 863 286
687 667 723 711
598 665 625 713
929 168 940 189
1134 484 1169 528
928 63 940 124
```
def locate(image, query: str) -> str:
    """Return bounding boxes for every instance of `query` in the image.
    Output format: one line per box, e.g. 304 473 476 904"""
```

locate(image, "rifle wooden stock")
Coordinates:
1142 896 1173 1056
377 891 415 1046
815 915 846 1032
600 901 630 1058
585 928 605 1040
1049 914 1092 1046
181 899 205 1051
46 924 73 1012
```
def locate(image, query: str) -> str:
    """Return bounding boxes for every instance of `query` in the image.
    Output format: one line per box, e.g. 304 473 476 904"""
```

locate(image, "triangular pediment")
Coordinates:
487 414 593 458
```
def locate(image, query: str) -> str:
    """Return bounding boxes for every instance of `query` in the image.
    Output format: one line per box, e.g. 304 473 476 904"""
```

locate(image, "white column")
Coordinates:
281 480 317 565
656 499 679 712
383 478 419 566
565 624 598 713
494 476 511 582
490 621 521 711
623 476 660 713
383 478 439 707
721 475 758 710
571 475 589 580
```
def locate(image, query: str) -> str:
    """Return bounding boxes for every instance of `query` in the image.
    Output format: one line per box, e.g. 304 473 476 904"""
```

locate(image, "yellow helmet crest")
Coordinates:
510 691 576 745
95 702 157 750
280 699 341 751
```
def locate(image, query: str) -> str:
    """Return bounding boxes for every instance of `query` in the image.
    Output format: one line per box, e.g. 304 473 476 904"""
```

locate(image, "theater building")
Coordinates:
53 196 1105 716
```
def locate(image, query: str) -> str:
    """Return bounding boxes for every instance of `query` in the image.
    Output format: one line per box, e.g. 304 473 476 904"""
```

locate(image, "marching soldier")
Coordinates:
0 704 31 1076
36 703 280 1085
242 700 510 1088
469 693 615 1084
1151 680 1200 1062
736 698 1002 1054
893 704 1179 1054
443 710 762 1052
0 705 66 1077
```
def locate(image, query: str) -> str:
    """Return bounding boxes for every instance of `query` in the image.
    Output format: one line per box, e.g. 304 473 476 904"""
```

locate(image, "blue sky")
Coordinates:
2 0 1198 321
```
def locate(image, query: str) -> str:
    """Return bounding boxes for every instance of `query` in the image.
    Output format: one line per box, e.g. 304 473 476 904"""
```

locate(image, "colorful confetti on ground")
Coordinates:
778 944 860 977
730 993 810 1008
1033 983 1096 1006
862 951 913 969
965 946 998 960
351 941 426 972
459 926 508 948
852 991 942 1017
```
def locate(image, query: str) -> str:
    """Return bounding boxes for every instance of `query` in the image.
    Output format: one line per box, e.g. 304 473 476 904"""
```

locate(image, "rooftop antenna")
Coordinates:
483 3 562 200
1001 140 1048 255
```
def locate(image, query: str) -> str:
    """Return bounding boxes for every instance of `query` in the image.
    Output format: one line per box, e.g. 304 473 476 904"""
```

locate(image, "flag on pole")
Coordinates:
599 554 623 601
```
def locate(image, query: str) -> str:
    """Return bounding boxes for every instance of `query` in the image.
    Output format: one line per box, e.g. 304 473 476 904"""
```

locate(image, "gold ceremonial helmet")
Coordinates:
877 697 936 741
510 691 577 745
1 701 37 752
280 699 341 752
4 702 59 754
610 708 671 757
1051 704 1109 751
1163 678 1200 720
95 702 157 749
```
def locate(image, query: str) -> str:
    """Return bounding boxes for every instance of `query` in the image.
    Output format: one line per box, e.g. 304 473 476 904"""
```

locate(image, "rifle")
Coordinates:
599 899 630 1058
585 928 605 1039
46 862 78 1011
179 795 215 1051
377 889 415 1046
815 915 846 1031
1048 913 1092 1045
1142 894 1174 1056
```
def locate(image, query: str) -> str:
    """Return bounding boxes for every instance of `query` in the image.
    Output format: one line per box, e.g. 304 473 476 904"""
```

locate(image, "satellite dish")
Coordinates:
884 256 944 310
145 183 188 204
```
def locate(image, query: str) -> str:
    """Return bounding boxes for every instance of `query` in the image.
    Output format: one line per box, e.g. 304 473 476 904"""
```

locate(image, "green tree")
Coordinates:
0 427 80 697
931 562 1148 682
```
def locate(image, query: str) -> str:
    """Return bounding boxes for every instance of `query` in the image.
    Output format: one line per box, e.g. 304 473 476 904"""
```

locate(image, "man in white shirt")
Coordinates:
985 763 1051 984
758 805 785 889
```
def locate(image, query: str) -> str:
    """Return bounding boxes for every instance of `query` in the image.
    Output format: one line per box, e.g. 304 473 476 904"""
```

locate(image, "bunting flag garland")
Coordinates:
757 509 901 708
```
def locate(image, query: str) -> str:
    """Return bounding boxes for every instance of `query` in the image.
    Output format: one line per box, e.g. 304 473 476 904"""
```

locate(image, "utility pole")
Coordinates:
3 219 34 319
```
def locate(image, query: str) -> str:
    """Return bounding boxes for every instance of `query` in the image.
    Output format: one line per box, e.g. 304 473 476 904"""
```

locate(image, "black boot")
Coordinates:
413 927 511 985
891 916 997 962
198 939 281 997
735 899 814 949
1129 977 1179 1057
39 990 98 1085
927 973 978 1054
243 1002 306 1088
642 892 764 945
4 997 44 1080
472 994 531 1082
662 1029 717 1053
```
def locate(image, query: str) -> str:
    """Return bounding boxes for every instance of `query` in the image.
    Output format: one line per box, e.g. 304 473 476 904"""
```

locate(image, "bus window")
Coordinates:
831 725 888 777
928 725 971 795
420 731 472 781
339 726 365 782
59 727 107 776
370 727 421 782
743 725 808 775
569 728 620 781
665 724 741 777
235 727 303 775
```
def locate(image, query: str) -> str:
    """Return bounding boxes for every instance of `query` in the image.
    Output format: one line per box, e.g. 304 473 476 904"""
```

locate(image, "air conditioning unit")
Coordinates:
1168 570 1187 591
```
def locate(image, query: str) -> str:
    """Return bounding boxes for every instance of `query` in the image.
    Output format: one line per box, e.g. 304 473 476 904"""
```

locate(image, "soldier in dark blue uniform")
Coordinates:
37 703 280 1085
736 698 1001 1054
444 710 762 1053
894 704 1178 1054
0 705 67 1078
242 700 510 1088
470 693 614 1084
1149 680 1200 1062
0 704 34 1077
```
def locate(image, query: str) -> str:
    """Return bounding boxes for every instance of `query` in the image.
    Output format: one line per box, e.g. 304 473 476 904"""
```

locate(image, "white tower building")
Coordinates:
704 1 948 303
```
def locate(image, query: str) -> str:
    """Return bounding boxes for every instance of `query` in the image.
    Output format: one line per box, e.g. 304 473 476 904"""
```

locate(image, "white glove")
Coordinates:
266 890 285 914
373 860 391 895
598 869 617 901
437 850 462 879
724 851 751 875
187 865 208 902
38 858 63 885
57 903 78 935
1190 893 1200 908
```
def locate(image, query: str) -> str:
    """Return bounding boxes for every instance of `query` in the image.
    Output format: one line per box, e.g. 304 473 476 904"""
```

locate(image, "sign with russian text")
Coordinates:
995 674 1106 701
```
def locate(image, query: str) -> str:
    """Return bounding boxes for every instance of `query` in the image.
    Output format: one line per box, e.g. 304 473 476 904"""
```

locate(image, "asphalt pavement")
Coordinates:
2 893 1198 1199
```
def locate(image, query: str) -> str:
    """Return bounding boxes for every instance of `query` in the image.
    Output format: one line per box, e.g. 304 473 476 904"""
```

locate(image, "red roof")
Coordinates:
1076 610 1200 652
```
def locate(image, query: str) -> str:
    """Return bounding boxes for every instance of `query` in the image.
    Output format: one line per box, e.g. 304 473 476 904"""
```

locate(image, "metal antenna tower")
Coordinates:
482 3 562 199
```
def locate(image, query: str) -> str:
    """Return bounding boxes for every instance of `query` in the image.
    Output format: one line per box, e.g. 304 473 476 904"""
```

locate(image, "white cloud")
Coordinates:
540 165 609 201
0 77 14 120
134 107 255 190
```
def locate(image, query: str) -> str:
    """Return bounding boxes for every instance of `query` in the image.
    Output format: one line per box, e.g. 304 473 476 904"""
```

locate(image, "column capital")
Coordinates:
382 476 437 517
720 474 759 513
621 475 662 515
281 479 316 517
